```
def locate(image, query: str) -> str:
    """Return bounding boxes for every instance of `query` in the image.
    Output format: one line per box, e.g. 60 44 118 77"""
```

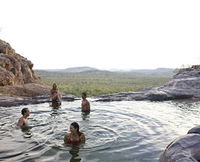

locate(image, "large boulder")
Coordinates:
0 39 39 86
140 65 200 101
158 125 200 162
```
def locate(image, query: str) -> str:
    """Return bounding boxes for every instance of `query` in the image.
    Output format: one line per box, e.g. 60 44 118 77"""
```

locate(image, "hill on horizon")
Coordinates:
39 66 98 73
127 68 174 75
36 66 175 75
36 67 173 97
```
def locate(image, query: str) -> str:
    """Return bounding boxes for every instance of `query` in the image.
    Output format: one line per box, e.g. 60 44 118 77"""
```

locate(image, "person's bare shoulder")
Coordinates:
17 117 24 127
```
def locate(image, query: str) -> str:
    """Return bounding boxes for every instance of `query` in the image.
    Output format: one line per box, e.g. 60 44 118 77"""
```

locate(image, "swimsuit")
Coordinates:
67 134 81 144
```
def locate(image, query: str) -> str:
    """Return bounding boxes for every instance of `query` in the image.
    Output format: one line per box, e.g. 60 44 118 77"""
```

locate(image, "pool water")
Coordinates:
0 99 200 162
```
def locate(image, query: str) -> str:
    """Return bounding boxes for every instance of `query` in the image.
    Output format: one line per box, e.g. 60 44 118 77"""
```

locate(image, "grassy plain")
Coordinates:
36 70 173 97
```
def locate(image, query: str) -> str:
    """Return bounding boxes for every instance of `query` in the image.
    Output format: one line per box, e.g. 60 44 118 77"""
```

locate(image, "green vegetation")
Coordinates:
36 70 173 97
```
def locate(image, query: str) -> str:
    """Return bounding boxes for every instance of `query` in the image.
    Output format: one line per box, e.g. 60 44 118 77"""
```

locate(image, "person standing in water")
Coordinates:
81 92 90 113
50 83 62 107
64 122 86 144
17 108 30 127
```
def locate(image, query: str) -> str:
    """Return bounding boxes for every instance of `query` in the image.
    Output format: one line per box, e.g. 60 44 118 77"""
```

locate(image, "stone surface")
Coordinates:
0 94 77 107
0 39 39 86
96 66 200 102
158 126 200 162
0 40 49 98
0 83 51 97
0 83 77 106
0 40 77 106
188 125 200 135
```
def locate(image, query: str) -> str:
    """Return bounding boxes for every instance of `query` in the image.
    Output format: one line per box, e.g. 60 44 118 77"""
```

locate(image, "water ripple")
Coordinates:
0 100 200 161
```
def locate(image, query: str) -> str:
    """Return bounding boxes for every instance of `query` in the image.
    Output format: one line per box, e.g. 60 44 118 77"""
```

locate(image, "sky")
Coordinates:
0 0 200 70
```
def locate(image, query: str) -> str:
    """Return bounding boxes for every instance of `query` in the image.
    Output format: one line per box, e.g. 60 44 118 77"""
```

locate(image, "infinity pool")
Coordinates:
0 99 200 162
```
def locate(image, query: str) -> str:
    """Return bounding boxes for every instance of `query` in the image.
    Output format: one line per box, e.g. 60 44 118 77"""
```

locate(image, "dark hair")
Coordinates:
71 122 81 136
82 92 87 97
52 83 58 90
21 108 29 115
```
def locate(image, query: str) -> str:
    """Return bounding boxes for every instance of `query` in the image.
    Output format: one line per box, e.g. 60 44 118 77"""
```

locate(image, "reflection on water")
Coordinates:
50 108 60 117
81 112 90 121
0 100 200 161
69 146 81 162
21 126 32 138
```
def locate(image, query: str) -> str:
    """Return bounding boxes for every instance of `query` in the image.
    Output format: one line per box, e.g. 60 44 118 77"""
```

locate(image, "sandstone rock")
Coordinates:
174 66 200 79
0 82 77 106
158 126 200 162
0 66 15 86
0 83 51 97
188 125 200 134
0 93 77 107
0 39 39 86
0 40 77 106
96 65 200 102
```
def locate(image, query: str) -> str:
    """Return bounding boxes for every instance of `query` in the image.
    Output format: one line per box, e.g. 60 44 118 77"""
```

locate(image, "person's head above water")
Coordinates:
81 92 87 99
17 108 30 127
70 122 80 135
21 108 30 117
52 83 58 90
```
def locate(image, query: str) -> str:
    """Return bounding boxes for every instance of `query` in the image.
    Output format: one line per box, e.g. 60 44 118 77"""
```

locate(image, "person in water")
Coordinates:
17 108 30 127
64 122 86 144
50 83 62 107
81 92 90 113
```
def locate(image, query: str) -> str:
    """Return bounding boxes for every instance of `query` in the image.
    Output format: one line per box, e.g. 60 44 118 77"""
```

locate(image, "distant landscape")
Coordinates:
35 67 174 97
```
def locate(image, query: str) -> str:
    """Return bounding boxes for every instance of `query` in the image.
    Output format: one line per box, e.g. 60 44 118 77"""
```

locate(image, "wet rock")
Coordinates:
158 126 200 162
0 94 77 107
188 125 200 134
0 83 77 107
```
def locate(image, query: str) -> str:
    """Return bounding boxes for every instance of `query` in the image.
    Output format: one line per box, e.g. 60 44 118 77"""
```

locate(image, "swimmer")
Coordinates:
81 92 90 113
64 122 86 144
50 83 62 107
17 108 30 127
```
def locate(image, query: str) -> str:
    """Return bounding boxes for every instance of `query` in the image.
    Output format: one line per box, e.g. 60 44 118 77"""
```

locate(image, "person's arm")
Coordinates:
58 93 62 101
87 100 90 109
64 133 70 143
80 133 86 143
49 90 53 100
81 100 84 108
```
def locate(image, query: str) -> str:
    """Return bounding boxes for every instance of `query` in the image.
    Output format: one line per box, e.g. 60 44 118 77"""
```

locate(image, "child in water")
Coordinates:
81 92 90 113
17 108 30 127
